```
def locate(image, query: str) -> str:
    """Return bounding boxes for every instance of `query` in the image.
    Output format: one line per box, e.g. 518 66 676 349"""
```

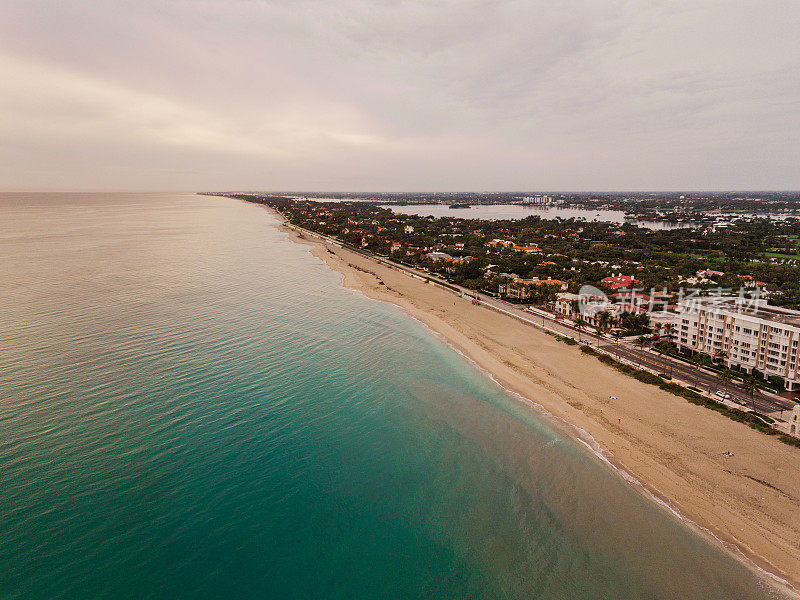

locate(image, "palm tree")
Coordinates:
662 322 676 341
574 316 586 342
713 349 727 367
660 342 676 378
571 299 581 319
714 369 733 395
690 353 711 387
612 330 622 357
635 336 649 361
597 311 611 334
740 376 759 411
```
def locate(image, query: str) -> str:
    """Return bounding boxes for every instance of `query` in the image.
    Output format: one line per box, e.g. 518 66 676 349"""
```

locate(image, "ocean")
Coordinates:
0 192 786 599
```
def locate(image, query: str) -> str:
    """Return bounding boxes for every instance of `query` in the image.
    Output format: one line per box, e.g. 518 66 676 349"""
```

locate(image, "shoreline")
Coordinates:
258 204 800 596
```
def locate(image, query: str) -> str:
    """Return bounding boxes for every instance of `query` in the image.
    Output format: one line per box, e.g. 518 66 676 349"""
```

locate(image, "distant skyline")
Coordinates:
1 1 799 192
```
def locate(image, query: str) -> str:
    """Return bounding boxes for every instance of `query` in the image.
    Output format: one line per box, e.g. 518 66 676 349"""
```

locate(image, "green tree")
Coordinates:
740 376 759 411
597 311 611 333
713 349 727 367
635 336 649 359
714 369 733 395
690 353 712 387
574 315 586 342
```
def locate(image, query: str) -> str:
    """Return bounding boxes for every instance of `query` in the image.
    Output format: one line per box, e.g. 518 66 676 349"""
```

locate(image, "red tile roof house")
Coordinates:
696 269 724 278
582 302 646 328
534 279 569 290
554 293 579 317
613 302 646 314
499 278 568 300
611 291 666 309
554 292 598 317
579 304 619 328
601 274 636 290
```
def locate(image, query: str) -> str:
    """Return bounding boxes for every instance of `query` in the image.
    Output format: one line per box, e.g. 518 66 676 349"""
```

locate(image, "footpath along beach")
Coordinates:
265 207 800 595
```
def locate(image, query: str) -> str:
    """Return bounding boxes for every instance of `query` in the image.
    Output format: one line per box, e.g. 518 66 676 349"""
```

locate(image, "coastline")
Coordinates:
262 205 800 595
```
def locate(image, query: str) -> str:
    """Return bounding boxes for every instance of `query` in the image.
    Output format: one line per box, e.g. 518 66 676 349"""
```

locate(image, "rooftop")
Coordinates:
679 297 800 328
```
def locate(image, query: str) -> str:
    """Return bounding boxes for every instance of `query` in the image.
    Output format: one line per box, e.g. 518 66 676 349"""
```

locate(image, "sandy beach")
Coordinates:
273 213 800 594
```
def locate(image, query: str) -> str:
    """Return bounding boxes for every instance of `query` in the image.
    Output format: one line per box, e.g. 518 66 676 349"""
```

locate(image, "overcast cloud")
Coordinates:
0 0 798 191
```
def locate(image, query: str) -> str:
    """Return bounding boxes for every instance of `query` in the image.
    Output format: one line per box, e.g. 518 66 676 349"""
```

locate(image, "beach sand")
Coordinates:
275 216 800 594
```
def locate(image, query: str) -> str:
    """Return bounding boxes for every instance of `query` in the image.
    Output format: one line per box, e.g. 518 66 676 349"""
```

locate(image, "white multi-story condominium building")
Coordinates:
675 297 800 391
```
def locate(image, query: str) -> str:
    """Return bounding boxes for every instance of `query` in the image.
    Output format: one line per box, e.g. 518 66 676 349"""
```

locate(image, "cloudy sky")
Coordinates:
1 0 798 191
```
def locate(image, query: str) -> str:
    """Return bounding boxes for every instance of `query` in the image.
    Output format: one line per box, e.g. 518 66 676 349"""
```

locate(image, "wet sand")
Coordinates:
273 213 800 595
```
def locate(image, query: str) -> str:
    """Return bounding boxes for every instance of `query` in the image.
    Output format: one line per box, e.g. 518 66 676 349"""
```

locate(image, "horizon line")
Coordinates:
3 189 800 195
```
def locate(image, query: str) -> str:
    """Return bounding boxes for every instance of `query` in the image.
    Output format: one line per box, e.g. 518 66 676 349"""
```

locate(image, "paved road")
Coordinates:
292 224 797 416
482 300 795 415
484 300 796 415
599 342 794 415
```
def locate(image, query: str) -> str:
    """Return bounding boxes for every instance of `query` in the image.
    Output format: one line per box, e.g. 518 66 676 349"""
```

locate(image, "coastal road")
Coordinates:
405 273 797 416
479 300 796 415
598 342 795 416
289 223 796 416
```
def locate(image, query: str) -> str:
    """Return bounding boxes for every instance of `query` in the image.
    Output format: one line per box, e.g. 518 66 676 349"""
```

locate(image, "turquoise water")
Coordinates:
0 193 785 599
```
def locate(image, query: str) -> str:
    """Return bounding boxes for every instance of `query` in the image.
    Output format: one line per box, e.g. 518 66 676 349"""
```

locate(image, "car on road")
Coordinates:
715 391 731 400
